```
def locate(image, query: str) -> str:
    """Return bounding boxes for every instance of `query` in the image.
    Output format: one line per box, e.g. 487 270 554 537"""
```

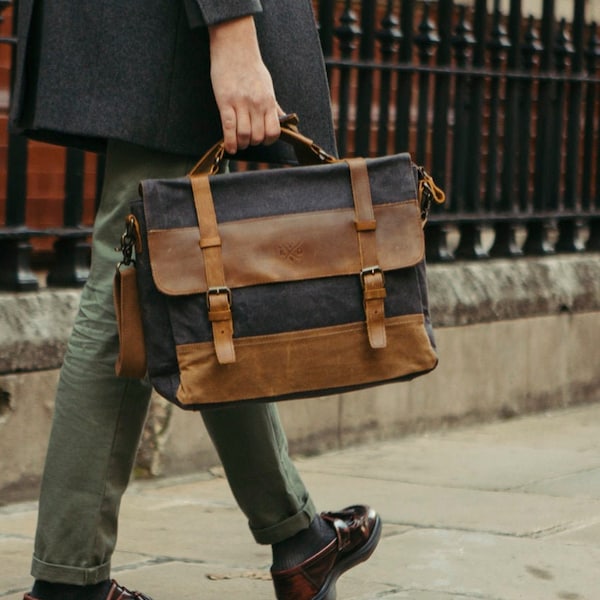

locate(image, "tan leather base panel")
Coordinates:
175 314 437 405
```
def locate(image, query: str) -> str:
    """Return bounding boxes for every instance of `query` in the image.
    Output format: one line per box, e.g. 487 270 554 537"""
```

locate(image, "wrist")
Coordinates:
208 16 259 50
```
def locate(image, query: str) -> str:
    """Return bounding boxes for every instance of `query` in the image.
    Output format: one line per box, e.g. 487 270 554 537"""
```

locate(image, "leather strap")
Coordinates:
190 175 236 364
113 266 147 378
345 157 387 349
188 114 338 176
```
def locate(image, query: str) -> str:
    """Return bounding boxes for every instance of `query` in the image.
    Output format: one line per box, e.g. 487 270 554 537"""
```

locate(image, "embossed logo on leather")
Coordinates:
279 241 304 263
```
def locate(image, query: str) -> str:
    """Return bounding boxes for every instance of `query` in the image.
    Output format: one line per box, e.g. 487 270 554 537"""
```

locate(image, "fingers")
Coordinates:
263 108 282 146
221 105 281 155
221 108 238 155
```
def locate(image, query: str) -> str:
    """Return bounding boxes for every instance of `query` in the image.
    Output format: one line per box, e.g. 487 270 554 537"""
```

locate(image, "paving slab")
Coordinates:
296 436 600 492
0 503 38 538
363 528 600 600
438 404 600 453
549 520 600 547
2 404 600 600
518 467 600 497
1 537 34 597
117 499 271 567
300 471 600 537
111 560 393 600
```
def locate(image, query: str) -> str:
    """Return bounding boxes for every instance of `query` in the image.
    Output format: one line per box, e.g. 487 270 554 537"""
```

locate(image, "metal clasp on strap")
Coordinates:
115 215 138 271
416 166 446 222
360 265 385 289
206 286 232 309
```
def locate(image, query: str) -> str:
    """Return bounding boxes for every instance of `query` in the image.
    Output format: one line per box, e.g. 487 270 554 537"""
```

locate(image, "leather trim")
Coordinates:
148 201 423 296
190 175 236 364
346 157 387 349
174 313 437 405
113 266 147 378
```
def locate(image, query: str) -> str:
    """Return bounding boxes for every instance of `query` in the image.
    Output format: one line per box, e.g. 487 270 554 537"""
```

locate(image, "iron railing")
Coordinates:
318 0 600 260
0 0 599 291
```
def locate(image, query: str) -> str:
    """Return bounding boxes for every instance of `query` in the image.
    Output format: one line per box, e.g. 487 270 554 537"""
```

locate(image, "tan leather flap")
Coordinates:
148 200 423 296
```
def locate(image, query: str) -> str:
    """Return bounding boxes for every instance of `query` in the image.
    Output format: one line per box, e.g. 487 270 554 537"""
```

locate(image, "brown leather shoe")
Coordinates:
23 579 154 600
271 505 382 600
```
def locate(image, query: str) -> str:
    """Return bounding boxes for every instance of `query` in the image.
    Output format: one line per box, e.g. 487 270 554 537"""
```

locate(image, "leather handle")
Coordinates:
188 114 338 176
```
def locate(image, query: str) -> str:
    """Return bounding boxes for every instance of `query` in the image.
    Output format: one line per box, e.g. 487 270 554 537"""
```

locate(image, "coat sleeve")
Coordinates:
182 0 263 28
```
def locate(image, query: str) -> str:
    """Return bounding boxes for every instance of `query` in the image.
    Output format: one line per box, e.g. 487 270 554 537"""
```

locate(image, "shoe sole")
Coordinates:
313 514 383 600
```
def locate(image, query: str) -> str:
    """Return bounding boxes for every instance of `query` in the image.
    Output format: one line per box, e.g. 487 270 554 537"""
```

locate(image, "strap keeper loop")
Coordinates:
209 308 233 322
199 235 222 249
363 287 387 301
355 219 377 232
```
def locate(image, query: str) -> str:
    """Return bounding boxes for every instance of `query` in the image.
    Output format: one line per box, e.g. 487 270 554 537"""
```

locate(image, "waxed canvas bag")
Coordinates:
114 119 445 410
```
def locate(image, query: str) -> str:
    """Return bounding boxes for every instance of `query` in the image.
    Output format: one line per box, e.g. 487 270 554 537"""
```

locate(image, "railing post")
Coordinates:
524 0 557 255
484 2 510 214
0 0 38 291
584 22 600 251
394 0 415 153
455 0 489 260
375 0 401 156
556 0 586 252
449 6 474 212
431 0 452 191
353 0 377 156
426 0 463 263
0 133 38 291
46 148 91 287
317 0 335 58
518 16 542 217
333 0 360 157
414 3 439 167
490 0 524 257
581 22 599 211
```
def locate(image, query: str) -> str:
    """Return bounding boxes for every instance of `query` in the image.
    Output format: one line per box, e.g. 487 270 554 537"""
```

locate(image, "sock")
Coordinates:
271 514 336 571
31 580 112 600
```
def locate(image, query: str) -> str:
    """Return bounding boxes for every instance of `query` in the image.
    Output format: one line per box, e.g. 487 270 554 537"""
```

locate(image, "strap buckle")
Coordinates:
417 166 446 221
115 215 138 271
206 286 232 309
360 265 385 289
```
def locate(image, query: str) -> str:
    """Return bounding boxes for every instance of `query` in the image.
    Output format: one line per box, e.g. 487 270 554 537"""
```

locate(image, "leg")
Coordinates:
202 398 382 600
201 402 316 544
31 141 193 585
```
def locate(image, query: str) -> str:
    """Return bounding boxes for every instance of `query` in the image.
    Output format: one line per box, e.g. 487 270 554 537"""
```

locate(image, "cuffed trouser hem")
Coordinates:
251 497 317 545
31 555 111 585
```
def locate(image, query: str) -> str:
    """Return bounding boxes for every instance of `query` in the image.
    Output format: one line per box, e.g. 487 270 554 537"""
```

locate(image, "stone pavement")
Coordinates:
2 403 600 600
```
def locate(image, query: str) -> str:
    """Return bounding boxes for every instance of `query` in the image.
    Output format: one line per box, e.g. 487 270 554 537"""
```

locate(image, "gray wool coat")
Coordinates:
9 0 337 162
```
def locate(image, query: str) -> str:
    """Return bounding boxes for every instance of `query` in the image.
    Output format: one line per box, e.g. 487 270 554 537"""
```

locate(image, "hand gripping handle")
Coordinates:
188 114 338 176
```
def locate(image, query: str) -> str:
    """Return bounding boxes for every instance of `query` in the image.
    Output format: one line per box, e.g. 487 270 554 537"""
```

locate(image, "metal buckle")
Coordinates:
206 286 232 309
115 215 137 270
417 167 446 221
310 143 336 164
360 266 385 289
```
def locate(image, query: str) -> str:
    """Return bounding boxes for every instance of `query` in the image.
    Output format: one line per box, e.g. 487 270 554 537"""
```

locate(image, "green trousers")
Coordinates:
32 141 316 585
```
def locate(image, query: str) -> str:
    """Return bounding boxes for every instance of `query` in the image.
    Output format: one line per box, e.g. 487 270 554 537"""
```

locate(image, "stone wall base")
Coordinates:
2 310 598 502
